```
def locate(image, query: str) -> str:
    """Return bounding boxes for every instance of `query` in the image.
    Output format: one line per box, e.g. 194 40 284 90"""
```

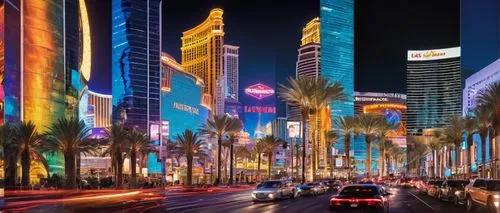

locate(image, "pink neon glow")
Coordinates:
244 83 275 100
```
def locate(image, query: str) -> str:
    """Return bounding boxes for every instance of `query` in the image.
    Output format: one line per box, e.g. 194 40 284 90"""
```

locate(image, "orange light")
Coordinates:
79 0 92 81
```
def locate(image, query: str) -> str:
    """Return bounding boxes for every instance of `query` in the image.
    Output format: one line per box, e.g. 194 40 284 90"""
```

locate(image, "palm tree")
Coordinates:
127 130 154 188
462 114 476 178
234 145 251 183
176 129 206 186
474 105 492 178
43 118 97 189
355 114 384 178
325 131 338 178
226 117 243 185
104 124 129 189
377 120 399 177
259 135 282 180
200 114 231 185
17 121 44 187
309 77 346 181
278 76 314 183
332 116 355 179
252 141 266 182
476 82 500 158
426 139 442 178
0 124 19 188
440 116 465 176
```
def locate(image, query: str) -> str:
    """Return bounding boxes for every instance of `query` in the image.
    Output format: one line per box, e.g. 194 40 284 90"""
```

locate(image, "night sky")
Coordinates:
87 0 497 116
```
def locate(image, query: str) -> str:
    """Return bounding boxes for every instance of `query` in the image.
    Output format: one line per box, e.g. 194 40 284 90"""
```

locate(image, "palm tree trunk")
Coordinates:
229 143 234 185
380 147 385 177
365 136 372 178
131 151 137 188
345 134 351 179
116 154 124 189
490 127 495 178
268 153 272 180
454 145 460 177
467 135 473 178
494 126 499 178
5 153 17 189
290 138 294 179
217 137 222 185
257 154 261 182
480 131 487 178
187 155 193 186
386 153 390 176
64 152 77 189
301 112 307 183
21 148 31 188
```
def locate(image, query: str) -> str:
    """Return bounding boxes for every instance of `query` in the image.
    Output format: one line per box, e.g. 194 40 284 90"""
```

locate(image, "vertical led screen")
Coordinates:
0 0 4 125
4 0 20 123
241 83 276 139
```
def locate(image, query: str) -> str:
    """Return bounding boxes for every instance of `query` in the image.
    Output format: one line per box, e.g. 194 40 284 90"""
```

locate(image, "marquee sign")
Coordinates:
407 47 460 61
244 83 275 100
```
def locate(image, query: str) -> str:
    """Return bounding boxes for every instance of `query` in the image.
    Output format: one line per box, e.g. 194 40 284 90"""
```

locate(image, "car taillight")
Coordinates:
330 198 382 206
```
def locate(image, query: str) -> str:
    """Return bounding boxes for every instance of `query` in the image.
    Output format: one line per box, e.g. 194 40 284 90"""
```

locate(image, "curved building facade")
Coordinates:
407 47 461 135
181 8 224 115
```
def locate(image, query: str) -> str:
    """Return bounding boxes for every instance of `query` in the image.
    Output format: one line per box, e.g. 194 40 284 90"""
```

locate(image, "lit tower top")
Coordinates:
301 17 320 46
181 8 225 115
79 0 92 82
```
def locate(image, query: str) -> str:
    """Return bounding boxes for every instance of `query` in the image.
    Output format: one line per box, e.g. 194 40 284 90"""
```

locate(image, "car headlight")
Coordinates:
268 193 275 199
495 201 500 207
251 193 256 198
494 195 500 199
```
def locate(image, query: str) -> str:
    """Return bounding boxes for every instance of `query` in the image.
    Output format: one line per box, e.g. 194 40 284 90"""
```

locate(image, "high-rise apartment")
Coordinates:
181 8 224 115
112 0 162 132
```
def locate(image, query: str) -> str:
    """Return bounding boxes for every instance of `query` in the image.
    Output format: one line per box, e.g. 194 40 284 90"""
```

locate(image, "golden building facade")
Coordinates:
301 17 320 46
181 8 225 115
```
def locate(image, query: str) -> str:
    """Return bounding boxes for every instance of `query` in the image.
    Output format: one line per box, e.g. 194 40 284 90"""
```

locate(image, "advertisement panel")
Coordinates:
407 47 460 61
241 83 276 139
287 121 301 138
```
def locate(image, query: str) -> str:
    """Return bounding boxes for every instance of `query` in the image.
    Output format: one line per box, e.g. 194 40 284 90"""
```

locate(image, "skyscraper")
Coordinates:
182 8 224 115
288 17 321 121
407 47 462 135
223 44 239 101
320 0 354 118
88 91 113 128
112 0 162 132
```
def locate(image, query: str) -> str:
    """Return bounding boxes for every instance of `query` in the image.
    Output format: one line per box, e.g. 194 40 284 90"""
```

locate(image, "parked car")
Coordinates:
298 182 327 196
465 178 500 211
436 180 470 204
251 180 295 202
330 184 390 213
426 180 444 197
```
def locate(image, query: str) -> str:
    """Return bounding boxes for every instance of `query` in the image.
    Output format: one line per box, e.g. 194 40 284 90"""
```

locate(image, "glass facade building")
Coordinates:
112 0 162 132
407 47 462 135
320 0 354 118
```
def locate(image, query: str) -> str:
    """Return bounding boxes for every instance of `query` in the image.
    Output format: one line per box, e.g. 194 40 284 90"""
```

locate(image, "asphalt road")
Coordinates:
152 187 471 213
1 187 489 212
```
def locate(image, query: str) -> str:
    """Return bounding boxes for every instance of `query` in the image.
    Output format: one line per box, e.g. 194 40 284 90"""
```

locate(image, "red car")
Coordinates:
330 184 390 213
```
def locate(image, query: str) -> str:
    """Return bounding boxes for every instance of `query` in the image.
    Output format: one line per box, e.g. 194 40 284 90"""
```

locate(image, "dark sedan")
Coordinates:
330 184 390 213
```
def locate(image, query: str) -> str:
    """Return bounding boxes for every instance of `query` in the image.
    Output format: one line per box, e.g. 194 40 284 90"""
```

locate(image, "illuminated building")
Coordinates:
407 47 461 135
287 17 322 121
181 8 225 115
223 44 239 101
156 52 210 182
463 59 500 115
242 83 276 139
112 0 162 132
271 117 288 141
224 97 243 119
320 0 354 118
88 91 112 128
351 92 407 174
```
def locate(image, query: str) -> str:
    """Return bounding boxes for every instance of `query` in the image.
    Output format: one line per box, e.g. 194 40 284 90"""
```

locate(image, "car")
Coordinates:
324 180 342 192
251 180 295 202
298 182 327 196
465 178 500 212
330 184 390 213
436 179 470 204
425 180 444 197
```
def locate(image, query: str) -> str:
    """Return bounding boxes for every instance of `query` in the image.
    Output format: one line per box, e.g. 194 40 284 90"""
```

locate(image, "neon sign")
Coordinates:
244 83 275 100
244 106 276 114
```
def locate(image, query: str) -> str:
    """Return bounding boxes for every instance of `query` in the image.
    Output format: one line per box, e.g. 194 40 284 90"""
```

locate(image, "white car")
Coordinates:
252 180 295 202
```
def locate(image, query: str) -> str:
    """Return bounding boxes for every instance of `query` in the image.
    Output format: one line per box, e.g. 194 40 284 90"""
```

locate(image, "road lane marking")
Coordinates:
408 191 435 211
